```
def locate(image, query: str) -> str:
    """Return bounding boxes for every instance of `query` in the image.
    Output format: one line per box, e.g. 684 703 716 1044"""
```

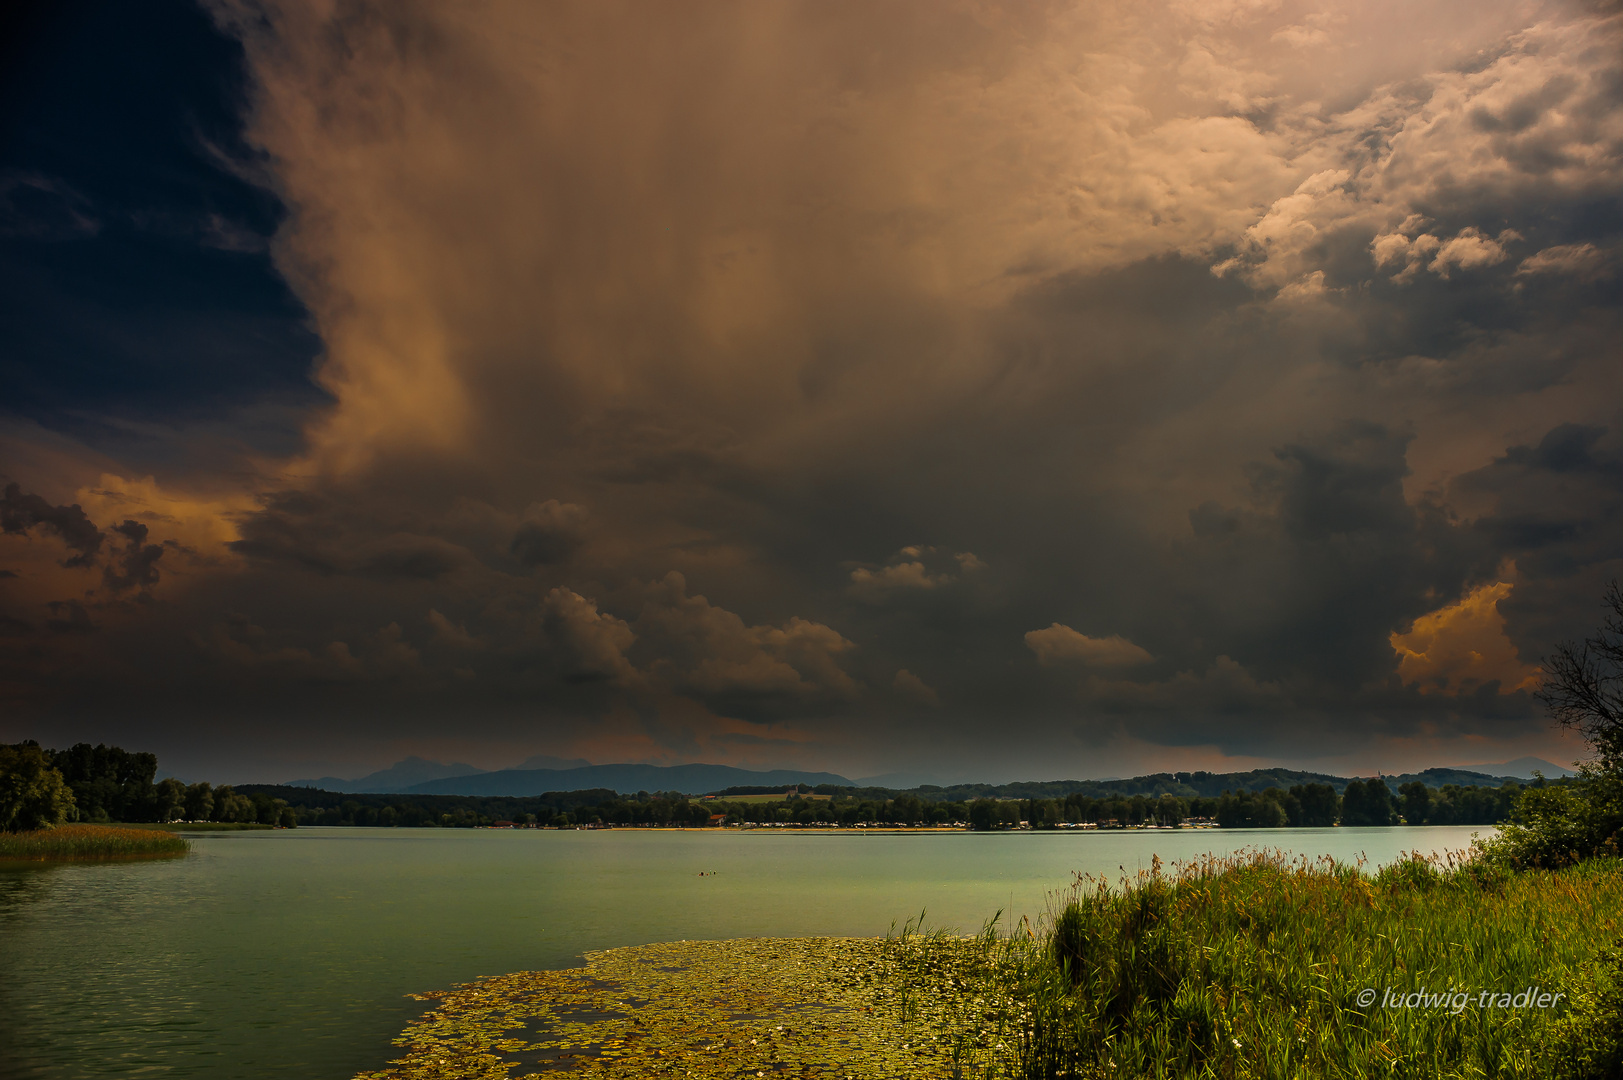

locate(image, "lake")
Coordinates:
0 824 1490 1080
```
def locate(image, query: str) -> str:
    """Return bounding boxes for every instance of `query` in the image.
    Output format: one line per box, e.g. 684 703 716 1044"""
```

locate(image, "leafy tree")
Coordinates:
891 794 925 824
968 799 1002 831
211 786 256 823
1152 794 1187 827
47 743 157 821
1216 789 1288 828
1399 781 1432 824
1340 779 1399 826
184 782 214 822
152 777 186 822
1289 783 1338 827
0 743 76 832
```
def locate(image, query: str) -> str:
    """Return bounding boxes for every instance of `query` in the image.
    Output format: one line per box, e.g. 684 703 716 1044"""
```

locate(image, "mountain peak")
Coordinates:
285 756 491 793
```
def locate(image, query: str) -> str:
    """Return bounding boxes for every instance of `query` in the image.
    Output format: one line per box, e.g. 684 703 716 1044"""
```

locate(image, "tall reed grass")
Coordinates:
1011 848 1623 1079
0 823 190 861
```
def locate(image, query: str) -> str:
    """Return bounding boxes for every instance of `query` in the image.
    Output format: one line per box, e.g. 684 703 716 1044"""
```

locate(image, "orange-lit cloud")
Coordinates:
1390 582 1541 696
74 474 250 559
218 0 1598 483
1026 623 1153 668
0 474 249 632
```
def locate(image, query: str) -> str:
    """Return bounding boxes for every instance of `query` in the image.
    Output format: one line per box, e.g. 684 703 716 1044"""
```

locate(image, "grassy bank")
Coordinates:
356 848 1623 1078
1014 848 1623 1079
0 823 191 861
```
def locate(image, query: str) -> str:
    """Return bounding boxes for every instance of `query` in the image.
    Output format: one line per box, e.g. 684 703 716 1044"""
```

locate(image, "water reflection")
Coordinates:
0 867 64 1080
0 825 1491 1080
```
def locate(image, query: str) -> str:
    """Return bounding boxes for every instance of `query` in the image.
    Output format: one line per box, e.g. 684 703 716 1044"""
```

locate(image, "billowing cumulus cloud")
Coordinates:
2 0 1620 781
849 547 985 601
540 587 638 686
630 572 857 710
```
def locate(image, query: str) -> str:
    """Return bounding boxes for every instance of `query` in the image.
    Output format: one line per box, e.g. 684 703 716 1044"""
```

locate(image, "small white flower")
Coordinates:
1232 1037 1242 1049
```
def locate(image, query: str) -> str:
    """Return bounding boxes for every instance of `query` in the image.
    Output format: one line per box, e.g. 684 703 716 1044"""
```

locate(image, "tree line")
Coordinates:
1204 779 1521 828
983 779 1521 830
807 766 1521 805
0 741 297 831
244 780 1523 830
3 740 1529 834
240 786 719 828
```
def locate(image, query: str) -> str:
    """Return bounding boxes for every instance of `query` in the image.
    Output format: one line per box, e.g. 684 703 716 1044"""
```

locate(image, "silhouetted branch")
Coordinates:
1537 581 1623 765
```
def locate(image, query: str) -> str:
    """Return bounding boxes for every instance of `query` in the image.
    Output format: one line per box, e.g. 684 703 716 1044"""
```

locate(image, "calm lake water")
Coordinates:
0 824 1490 1080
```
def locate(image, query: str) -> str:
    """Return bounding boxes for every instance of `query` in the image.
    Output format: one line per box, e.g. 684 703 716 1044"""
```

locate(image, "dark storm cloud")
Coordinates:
2 0 1621 782
44 600 95 635
510 502 588 567
1179 423 1494 692
1457 424 1623 572
355 538 466 581
1 483 105 567
228 490 471 580
103 519 165 592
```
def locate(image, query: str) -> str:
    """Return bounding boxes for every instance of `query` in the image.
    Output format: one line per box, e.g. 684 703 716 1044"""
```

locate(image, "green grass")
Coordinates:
0 823 191 861
1004 848 1623 1079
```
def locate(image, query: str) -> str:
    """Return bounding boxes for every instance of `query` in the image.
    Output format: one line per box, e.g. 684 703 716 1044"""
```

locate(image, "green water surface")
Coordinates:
0 824 1489 1079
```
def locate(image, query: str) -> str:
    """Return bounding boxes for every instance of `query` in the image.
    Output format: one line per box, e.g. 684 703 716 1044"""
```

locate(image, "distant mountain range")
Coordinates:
404 763 856 796
1449 756 1574 779
284 754 1575 798
286 755 490 793
855 771 957 789
285 758 854 796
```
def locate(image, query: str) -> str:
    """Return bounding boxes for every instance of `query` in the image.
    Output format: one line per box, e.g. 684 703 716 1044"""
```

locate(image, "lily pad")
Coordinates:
357 935 1023 1079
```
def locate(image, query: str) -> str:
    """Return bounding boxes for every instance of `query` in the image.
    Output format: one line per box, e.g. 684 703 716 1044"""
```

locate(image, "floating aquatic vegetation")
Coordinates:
358 932 1024 1079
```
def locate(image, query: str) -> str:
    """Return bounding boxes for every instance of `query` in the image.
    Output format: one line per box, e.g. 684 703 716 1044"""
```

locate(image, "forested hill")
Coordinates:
815 767 1523 803
256 766 1527 817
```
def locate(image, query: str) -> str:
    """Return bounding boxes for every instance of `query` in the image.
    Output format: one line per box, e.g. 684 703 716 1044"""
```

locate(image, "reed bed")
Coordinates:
0 823 191 861
1009 848 1623 1079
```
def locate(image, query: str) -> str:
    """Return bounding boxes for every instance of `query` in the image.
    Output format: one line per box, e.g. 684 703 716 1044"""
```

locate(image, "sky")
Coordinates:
1 0 1619 785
